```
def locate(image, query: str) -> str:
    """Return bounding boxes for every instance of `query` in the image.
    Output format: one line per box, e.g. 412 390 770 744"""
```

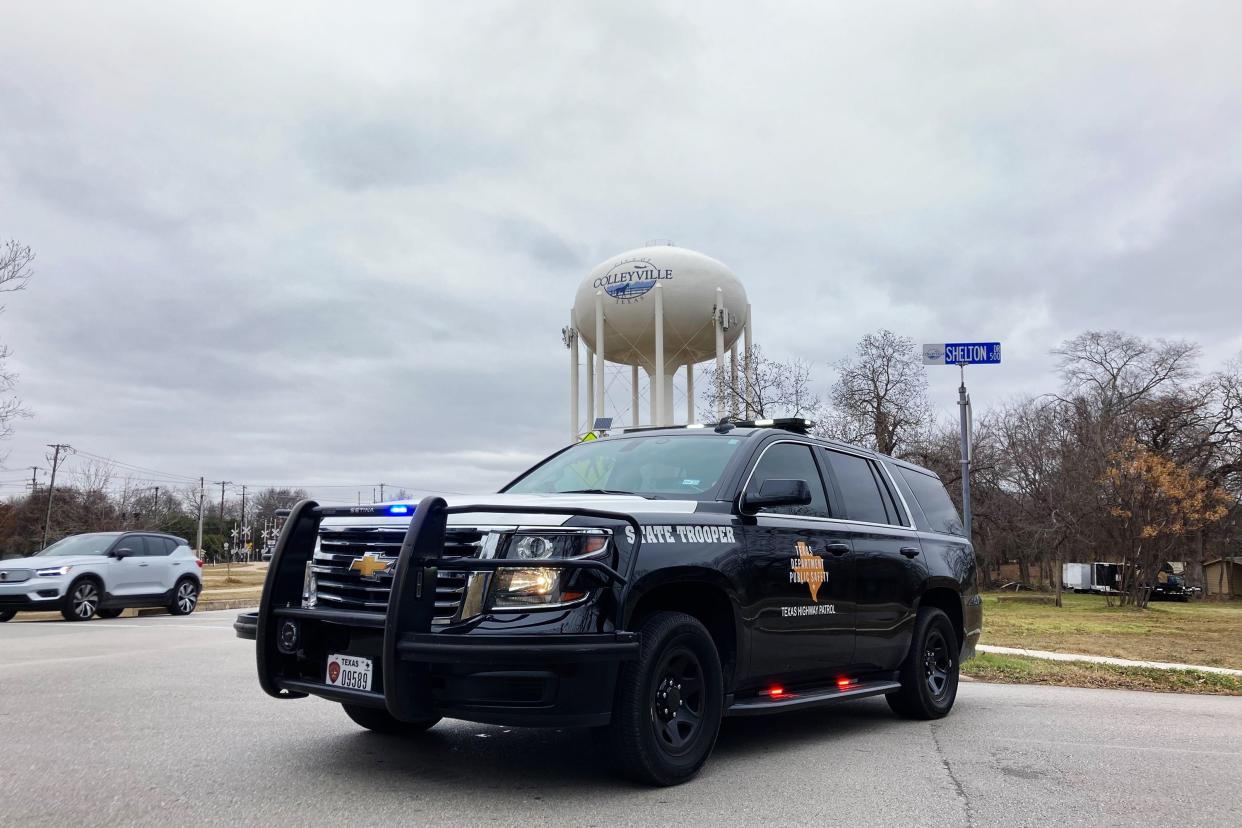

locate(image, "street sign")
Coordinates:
922 342 1001 366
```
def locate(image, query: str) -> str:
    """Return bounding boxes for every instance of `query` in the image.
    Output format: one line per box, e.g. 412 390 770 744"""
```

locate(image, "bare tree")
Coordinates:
700 345 825 424
830 329 930 456
0 238 35 442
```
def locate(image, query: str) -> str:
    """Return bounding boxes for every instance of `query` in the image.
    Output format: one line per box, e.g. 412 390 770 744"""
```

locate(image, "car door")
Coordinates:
106 535 150 596
738 440 856 683
139 536 177 593
819 448 926 672
164 539 193 590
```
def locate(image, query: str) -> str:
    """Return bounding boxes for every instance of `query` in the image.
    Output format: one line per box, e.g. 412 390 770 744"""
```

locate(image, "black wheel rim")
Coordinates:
73 583 98 619
650 646 705 756
177 582 198 613
924 629 953 699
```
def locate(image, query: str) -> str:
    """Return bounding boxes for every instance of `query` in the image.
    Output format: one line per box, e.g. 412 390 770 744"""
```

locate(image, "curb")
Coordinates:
976 644 1242 677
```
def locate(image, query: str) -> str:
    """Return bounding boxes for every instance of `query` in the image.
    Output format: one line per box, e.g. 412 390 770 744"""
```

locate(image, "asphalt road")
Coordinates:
2 610 1240 827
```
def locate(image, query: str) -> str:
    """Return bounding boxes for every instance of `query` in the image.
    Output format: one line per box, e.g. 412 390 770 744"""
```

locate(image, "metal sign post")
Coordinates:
923 342 1001 543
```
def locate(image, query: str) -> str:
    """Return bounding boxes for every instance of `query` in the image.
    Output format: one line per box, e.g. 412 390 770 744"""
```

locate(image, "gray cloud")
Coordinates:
1 0 1240 503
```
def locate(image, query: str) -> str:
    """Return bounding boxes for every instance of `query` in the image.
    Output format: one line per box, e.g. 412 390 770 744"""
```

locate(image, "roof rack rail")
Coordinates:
621 417 815 435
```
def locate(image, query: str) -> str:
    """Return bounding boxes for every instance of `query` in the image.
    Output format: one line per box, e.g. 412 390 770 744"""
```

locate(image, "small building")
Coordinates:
1203 557 1242 598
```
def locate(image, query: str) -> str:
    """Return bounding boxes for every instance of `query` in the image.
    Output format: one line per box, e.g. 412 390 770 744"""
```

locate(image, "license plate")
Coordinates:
325 654 372 691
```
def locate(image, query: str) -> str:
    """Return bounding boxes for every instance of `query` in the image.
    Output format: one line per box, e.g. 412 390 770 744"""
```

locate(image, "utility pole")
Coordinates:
196 477 205 554
379 483 385 502
239 485 248 561
153 486 160 527
29 466 40 495
215 481 231 571
42 444 70 550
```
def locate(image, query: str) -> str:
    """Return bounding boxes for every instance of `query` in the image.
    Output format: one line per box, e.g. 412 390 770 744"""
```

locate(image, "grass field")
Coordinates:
200 563 267 600
962 652 1242 695
979 592 1242 670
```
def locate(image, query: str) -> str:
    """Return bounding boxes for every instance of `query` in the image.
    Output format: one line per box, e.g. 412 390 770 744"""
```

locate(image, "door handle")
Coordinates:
138 562 150 567
824 543 851 556
899 547 920 558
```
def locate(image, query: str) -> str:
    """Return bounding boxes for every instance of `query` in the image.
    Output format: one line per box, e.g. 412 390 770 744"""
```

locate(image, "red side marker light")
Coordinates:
837 677 855 689
768 685 786 698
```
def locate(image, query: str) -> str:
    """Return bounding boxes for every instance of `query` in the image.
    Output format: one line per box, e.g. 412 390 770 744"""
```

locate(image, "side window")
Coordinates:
746 442 830 518
823 450 891 525
897 468 964 536
115 536 142 556
145 537 176 556
163 538 180 555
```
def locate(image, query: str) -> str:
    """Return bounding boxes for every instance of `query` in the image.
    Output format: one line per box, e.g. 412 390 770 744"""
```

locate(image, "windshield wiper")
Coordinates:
560 488 659 499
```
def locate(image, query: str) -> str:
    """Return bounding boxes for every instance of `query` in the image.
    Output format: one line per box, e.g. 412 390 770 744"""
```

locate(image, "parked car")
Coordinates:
0 532 203 622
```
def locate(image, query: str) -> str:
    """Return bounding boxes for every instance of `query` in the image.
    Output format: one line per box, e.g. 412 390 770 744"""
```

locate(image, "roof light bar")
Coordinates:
621 417 814 435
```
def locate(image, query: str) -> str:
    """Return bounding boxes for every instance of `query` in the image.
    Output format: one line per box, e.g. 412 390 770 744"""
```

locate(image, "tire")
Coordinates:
887 607 959 720
61 578 102 621
342 704 440 735
602 611 724 786
168 578 199 616
0 610 15 622
96 608 125 619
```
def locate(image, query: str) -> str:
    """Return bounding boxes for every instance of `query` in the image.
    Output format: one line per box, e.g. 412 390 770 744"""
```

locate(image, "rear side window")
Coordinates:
897 468 964 536
746 442 830 518
140 537 175 556
822 450 892 525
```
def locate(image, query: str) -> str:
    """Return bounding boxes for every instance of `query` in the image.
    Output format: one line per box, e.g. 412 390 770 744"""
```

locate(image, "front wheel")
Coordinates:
342 704 440 735
61 579 101 621
603 611 724 786
887 607 959 719
0 610 15 622
168 579 199 616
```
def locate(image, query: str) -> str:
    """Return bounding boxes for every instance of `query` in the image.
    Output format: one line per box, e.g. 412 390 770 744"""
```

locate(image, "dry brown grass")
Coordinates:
980 592 1242 669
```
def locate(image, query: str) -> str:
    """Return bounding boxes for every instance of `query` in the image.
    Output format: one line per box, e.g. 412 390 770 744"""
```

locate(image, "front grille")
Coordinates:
311 526 485 621
0 569 32 583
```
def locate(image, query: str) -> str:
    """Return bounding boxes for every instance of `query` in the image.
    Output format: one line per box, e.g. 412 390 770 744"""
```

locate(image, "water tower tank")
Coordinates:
572 245 748 367
568 244 751 434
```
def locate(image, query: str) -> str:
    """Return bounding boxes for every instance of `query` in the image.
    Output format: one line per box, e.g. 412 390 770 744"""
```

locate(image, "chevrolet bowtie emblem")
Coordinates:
349 552 392 580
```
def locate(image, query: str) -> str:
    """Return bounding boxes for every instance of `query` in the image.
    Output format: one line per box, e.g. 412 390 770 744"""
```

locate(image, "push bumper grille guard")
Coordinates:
256 495 641 722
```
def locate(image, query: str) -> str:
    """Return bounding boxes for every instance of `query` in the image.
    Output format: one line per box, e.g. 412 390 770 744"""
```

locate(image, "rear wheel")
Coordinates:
168 578 199 615
603 611 724 786
0 610 15 622
61 578 101 621
96 608 124 619
887 607 959 719
342 704 440 735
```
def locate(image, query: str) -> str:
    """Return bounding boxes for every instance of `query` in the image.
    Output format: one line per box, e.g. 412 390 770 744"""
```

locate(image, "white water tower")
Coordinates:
564 243 753 440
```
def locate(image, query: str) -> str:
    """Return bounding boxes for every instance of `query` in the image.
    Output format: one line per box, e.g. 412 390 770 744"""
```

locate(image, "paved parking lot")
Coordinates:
2 609 1241 827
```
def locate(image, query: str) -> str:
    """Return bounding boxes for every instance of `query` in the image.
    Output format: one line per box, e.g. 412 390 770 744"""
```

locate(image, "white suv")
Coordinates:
0 532 203 622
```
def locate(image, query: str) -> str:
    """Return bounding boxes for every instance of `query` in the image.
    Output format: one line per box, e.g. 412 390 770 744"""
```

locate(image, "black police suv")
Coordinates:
238 419 982 785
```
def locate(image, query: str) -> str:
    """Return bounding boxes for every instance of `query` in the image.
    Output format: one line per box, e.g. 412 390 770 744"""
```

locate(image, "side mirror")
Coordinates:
741 478 813 512
112 547 134 560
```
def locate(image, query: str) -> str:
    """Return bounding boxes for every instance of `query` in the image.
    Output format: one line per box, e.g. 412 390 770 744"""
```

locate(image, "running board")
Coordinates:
725 680 901 717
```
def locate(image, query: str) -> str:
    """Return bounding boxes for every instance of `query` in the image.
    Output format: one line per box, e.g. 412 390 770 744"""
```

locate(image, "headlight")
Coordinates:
36 565 72 577
489 529 610 610
506 529 609 560
491 567 581 609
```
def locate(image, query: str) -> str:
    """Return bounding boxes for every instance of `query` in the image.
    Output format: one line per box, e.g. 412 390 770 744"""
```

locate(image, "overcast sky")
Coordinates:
1 1 1239 504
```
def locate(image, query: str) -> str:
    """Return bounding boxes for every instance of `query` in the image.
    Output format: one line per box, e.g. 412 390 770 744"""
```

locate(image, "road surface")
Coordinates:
2 609 1240 826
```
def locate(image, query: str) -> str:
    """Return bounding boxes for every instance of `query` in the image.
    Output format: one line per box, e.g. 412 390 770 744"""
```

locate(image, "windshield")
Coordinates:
505 434 743 498
35 533 118 557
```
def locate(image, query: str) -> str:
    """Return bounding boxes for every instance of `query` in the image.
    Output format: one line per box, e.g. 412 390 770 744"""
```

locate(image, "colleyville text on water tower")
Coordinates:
562 243 755 440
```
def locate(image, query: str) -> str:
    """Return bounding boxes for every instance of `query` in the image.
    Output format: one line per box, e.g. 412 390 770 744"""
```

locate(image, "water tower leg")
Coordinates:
585 345 595 430
729 341 739 418
743 307 753 417
631 365 639 426
715 288 725 420
686 363 694 423
594 291 605 426
569 314 579 442
654 283 665 426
